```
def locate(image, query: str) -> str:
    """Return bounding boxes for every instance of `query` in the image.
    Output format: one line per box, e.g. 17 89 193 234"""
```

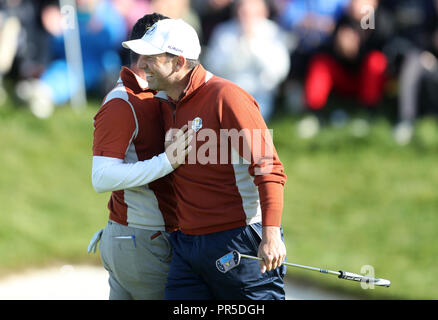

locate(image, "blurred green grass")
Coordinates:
0 101 437 299
274 114 438 300
0 103 108 272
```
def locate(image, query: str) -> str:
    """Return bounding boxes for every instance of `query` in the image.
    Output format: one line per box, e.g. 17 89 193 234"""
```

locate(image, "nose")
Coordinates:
137 57 145 70
137 55 148 70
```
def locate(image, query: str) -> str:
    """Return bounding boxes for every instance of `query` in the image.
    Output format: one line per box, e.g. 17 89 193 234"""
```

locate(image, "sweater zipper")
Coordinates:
170 101 177 125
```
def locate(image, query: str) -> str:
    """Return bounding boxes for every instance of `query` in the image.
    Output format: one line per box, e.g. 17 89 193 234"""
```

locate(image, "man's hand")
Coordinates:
165 124 194 169
257 226 286 273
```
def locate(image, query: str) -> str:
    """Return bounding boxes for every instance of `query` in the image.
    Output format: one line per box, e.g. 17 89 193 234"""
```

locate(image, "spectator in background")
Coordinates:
0 3 20 105
271 0 350 115
203 0 290 122
380 0 438 145
17 0 127 119
301 0 387 136
150 0 202 37
112 0 152 31
192 0 234 45
273 0 350 78
0 0 52 105
111 0 152 65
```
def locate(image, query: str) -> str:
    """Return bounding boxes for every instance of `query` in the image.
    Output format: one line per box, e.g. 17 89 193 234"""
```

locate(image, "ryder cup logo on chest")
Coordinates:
191 117 203 132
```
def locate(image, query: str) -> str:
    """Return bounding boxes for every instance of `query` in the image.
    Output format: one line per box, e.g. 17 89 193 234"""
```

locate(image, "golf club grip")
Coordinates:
338 270 391 287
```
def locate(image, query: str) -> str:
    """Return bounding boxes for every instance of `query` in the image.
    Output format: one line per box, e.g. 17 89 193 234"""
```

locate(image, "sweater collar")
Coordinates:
155 65 213 103
120 66 151 93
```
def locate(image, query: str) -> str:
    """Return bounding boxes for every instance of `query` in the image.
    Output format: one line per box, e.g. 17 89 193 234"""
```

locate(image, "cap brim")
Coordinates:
122 39 164 56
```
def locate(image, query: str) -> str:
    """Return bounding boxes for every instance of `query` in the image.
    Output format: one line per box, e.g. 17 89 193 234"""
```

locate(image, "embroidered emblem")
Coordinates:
145 24 157 36
191 117 203 132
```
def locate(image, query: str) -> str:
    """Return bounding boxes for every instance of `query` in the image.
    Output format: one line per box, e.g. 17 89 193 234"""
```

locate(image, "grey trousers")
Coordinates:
99 220 172 300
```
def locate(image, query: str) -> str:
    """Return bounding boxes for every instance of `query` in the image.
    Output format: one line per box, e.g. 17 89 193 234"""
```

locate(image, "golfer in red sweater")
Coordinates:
123 18 288 300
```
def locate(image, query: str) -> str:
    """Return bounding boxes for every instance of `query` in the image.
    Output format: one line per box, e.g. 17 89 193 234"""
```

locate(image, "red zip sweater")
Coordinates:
159 65 286 235
93 67 177 231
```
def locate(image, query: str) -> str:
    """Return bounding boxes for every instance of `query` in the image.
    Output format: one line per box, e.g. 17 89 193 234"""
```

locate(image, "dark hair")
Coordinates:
165 52 200 70
129 13 170 65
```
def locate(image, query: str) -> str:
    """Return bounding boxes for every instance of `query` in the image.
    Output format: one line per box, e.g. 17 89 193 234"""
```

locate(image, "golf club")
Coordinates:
216 250 391 287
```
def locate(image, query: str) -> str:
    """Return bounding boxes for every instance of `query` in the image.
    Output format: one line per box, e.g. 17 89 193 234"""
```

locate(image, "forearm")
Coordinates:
258 181 284 227
91 153 173 193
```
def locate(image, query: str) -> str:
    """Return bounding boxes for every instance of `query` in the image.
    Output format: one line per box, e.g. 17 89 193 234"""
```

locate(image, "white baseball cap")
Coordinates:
122 18 201 60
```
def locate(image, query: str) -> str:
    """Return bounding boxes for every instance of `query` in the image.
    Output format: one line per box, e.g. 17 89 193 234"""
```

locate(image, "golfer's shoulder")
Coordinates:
205 75 250 101
93 102 136 131
100 82 156 110
94 90 138 124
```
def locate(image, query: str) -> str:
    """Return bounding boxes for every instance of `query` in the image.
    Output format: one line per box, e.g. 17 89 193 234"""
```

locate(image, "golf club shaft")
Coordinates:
240 253 339 276
239 253 390 287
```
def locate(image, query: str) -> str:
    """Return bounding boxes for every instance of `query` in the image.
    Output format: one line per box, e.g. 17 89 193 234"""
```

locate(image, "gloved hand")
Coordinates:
87 229 104 254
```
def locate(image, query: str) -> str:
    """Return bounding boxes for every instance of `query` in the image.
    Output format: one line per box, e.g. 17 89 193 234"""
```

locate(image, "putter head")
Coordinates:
373 278 391 287
338 271 391 287
216 250 241 273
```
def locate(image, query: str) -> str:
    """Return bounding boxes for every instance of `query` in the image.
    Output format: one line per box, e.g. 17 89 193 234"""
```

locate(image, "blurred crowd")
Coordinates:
0 0 437 144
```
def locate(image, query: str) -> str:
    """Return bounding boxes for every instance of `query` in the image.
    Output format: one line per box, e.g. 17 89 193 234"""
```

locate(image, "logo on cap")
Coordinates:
145 24 157 36
168 45 183 53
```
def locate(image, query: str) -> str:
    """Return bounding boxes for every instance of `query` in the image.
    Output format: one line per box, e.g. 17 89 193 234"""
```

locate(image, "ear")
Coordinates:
175 56 186 71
